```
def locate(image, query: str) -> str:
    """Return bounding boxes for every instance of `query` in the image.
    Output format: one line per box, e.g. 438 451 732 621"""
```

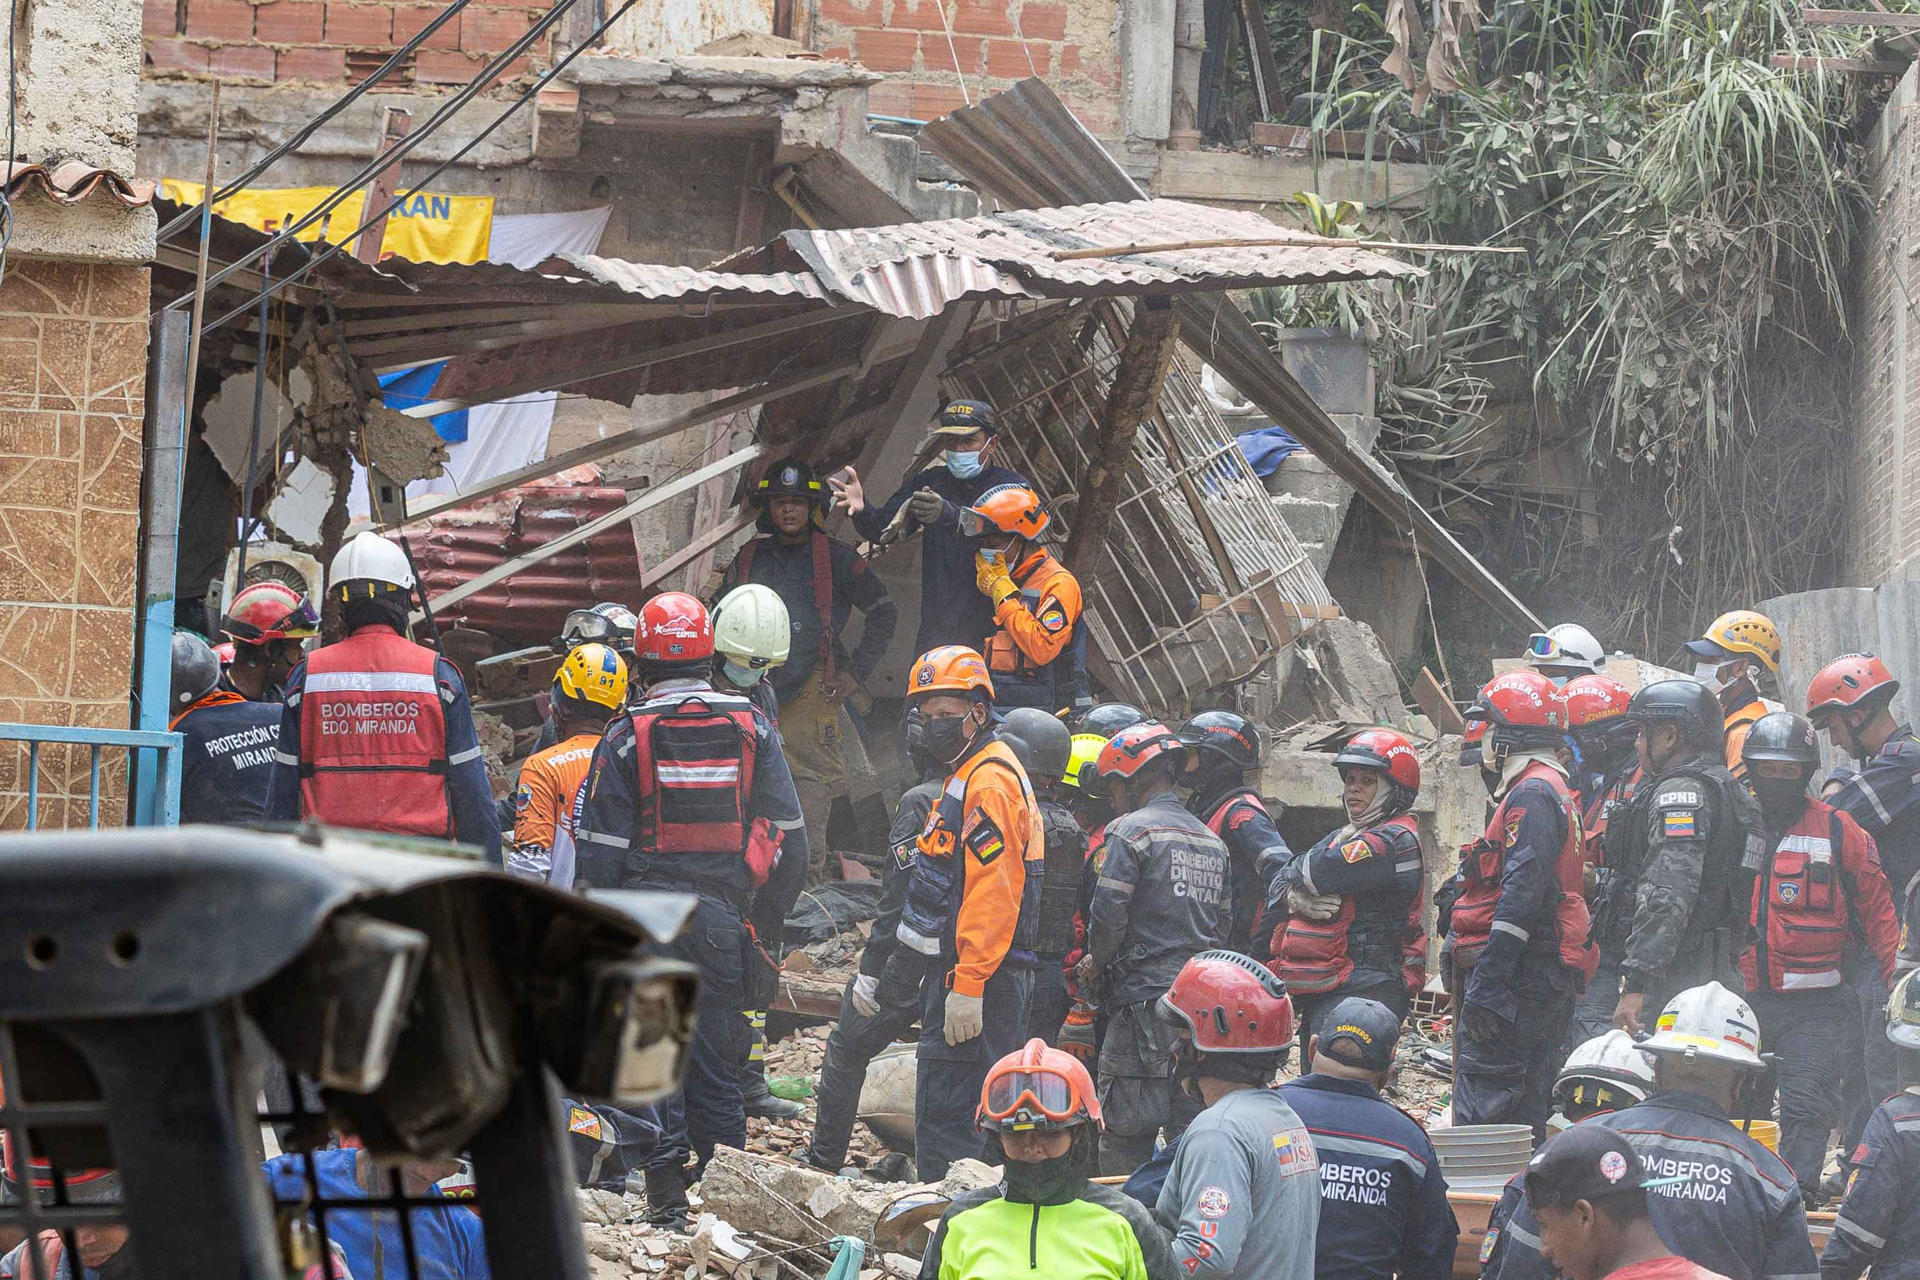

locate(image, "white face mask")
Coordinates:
1693 659 1744 693
722 659 764 687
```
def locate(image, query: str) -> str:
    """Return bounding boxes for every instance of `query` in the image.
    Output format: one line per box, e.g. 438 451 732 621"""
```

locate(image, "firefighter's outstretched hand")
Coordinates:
828 467 864 515
1612 991 1646 1036
944 991 985 1045
906 488 946 525
975 553 1017 604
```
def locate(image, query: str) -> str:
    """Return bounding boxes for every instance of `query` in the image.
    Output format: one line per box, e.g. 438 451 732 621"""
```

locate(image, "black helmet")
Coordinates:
1625 679 1726 754
171 630 221 710
1743 711 1819 773
1076 702 1145 739
1000 707 1073 782
753 457 825 508
1178 710 1263 773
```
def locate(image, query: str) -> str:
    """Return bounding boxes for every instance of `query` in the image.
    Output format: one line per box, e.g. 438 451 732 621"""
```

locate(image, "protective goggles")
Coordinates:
981 1066 1082 1128
956 506 1001 539
1526 632 1563 660
225 597 320 643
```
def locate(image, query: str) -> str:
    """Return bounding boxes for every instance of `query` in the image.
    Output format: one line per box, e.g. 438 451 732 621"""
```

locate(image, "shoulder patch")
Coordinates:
567 1106 603 1140
511 783 532 812
1195 1186 1232 1218
1038 604 1068 634
1504 811 1524 847
1341 837 1375 863
1655 788 1702 808
1480 1229 1501 1264
1273 1125 1315 1174
1662 809 1699 840
966 816 1006 865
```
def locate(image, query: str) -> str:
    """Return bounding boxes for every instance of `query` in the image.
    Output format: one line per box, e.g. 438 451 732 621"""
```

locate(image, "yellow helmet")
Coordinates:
1063 733 1106 790
555 641 629 712
1687 610 1781 676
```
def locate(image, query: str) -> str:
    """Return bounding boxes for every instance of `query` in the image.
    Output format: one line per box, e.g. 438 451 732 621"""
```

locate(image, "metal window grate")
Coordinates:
943 300 1338 716
0 726 182 831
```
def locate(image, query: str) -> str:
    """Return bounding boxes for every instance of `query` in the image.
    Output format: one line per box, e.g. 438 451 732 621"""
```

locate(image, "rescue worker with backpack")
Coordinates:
1736 711 1901 1199
1084 721 1232 1175
1821 968 1920 1280
265 532 502 865
1448 671 1597 1137
506 640 627 887
219 580 319 703
803 707 948 1172
1487 982 1818 1280
918 1038 1178 1280
1268 728 1427 1066
1564 674 1644 1042
1685 610 1785 782
999 706 1089 1043
171 630 281 825
717 457 897 883
573 591 809 1226
1176 710 1292 957
964 485 1085 713
1152 951 1321 1280
1600 680 1760 1036
879 645 1045 1179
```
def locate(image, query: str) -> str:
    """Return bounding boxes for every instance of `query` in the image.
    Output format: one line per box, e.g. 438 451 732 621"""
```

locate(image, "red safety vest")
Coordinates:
1273 814 1427 995
1740 800 1868 992
735 532 835 686
627 688 781 886
1451 760 1598 979
298 625 451 838
1200 787 1266 840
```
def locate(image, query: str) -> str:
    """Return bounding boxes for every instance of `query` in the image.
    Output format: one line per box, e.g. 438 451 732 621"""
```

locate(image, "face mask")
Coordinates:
945 449 984 480
921 711 975 765
721 659 763 688
1692 661 1726 692
1752 777 1809 827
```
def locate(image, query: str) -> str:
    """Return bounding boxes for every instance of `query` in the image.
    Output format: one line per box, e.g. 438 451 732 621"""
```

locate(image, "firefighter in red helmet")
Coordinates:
220 579 318 702
574 590 809 1228
1268 728 1428 1068
1447 671 1598 1138
1562 674 1643 1043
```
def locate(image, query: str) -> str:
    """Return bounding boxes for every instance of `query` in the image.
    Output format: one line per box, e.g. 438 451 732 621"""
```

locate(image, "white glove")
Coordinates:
1285 885 1345 921
850 973 881 1019
944 991 985 1045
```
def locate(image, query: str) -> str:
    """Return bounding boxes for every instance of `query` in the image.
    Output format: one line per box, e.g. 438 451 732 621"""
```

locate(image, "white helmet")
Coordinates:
1641 981 1766 1071
1556 1030 1656 1103
1527 623 1605 676
329 531 415 591
713 584 791 667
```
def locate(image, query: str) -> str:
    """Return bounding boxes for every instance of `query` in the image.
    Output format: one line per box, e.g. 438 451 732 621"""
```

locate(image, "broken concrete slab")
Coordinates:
699 1147 1002 1248
1279 615 1410 731
668 55 883 89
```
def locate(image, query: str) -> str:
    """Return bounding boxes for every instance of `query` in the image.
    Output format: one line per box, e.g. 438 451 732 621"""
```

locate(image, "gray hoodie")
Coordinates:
1154 1087 1320 1280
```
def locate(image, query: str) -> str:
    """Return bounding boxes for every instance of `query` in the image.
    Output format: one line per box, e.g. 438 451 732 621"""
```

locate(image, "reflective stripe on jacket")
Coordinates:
1742 798 1901 992
297 625 452 838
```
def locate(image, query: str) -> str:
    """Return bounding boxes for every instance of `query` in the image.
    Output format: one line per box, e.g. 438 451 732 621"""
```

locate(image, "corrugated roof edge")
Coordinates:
5 162 156 209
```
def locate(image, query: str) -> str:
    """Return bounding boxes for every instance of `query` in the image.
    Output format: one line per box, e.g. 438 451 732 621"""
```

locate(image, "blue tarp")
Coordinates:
1235 424 1305 477
378 361 470 443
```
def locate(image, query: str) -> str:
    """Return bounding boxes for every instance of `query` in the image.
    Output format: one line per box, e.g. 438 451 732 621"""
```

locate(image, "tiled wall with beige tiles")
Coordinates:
0 258 151 828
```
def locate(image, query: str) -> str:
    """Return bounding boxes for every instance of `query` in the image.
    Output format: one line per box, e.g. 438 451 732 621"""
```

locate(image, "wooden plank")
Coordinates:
1237 0 1284 119
355 108 413 264
1801 7 1920 26
1414 666 1466 736
1250 122 1424 161
1065 299 1180 576
1769 52 1906 71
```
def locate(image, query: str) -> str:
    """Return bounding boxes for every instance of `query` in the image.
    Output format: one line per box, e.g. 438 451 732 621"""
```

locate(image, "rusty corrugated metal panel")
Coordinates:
5 162 155 208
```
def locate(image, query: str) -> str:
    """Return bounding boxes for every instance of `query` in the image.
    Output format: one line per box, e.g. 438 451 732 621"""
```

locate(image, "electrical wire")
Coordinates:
200 0 643 338
164 0 584 313
154 0 481 245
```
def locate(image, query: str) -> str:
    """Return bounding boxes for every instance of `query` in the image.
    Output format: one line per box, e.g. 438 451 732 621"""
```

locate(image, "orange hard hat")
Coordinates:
978 1037 1102 1132
1097 720 1185 780
908 645 995 701
959 485 1050 541
1807 653 1900 720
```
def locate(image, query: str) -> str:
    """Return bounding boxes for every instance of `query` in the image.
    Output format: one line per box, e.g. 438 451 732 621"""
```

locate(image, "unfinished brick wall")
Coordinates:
143 0 552 86
0 260 150 829
812 0 1122 134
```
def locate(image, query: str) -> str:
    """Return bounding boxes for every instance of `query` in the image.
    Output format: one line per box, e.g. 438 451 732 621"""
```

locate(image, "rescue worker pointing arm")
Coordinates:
965 486 1084 713
264 532 501 865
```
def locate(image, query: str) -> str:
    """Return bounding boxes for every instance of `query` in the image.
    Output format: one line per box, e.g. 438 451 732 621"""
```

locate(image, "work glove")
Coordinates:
849 972 881 1019
975 552 1017 605
1285 885 1344 921
1058 1007 1098 1067
944 991 985 1045
1073 952 1100 999
1459 997 1514 1045
1460 964 1519 1042
905 488 947 526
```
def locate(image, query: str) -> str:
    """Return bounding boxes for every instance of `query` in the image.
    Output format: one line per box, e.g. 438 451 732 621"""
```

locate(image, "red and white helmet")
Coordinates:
1806 653 1899 721
1159 951 1296 1054
1562 674 1632 729
635 592 714 665
1096 720 1185 781
1333 728 1421 793
1470 670 1569 731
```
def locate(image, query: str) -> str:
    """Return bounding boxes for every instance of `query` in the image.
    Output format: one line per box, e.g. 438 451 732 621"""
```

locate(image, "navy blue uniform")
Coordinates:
1487 1092 1818 1280
1189 781 1292 957
716 533 896 706
1279 1073 1458 1280
1822 1086 1920 1280
174 692 281 824
264 650 502 866
849 462 1026 655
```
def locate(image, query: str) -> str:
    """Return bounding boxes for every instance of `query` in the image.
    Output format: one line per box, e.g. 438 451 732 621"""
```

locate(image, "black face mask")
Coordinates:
996 1129 1094 1204
1752 777 1810 828
921 711 976 767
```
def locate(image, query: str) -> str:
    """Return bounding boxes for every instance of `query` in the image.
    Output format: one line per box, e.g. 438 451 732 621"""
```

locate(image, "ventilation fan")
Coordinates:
216 542 324 620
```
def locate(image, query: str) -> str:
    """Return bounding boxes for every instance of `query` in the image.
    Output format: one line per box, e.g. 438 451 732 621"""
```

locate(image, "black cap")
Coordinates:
1523 1127 1683 1212
934 399 998 436
1316 997 1401 1071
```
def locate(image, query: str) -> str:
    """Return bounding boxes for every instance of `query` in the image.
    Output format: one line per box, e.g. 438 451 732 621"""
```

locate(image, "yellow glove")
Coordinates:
975 552 1017 605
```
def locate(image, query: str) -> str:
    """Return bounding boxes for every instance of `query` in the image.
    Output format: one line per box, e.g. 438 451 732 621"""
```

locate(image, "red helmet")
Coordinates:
1333 728 1420 792
1807 653 1900 720
1562 674 1632 729
635 592 714 665
1468 670 1568 732
1096 720 1185 781
977 1037 1102 1132
1 1129 118 1205
1158 951 1295 1053
222 580 319 645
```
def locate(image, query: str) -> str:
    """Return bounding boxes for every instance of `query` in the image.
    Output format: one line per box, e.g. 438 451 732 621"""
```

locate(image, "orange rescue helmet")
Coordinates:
1807 653 1900 721
1097 720 1185 781
908 645 995 702
1159 951 1296 1054
959 485 1050 541
978 1037 1103 1132
1563 674 1633 728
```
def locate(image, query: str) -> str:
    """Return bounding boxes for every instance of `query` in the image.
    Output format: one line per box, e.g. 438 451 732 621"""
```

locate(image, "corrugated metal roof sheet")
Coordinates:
4 162 155 208
541 254 833 302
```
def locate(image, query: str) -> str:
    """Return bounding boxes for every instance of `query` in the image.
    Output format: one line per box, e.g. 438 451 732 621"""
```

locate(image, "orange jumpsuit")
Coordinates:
509 732 598 886
985 549 1083 712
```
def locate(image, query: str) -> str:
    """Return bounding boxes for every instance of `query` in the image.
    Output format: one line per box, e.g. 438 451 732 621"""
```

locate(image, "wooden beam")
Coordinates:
1801 7 1920 26
1414 666 1466 736
355 108 413 265
1065 298 1179 576
1237 0 1284 119
422 445 764 614
1769 52 1906 71
640 509 757 591
375 361 857 530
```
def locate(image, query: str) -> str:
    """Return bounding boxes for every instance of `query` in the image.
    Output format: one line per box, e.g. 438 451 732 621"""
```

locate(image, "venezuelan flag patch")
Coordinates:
1662 810 1698 838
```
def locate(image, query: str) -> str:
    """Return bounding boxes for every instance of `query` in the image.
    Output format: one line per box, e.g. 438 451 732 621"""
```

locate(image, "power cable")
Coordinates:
201 0 642 338
164 0 583 312
154 0 479 245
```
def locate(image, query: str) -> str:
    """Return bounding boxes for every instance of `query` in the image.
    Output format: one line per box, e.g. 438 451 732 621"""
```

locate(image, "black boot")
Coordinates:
643 1164 691 1231
741 1067 804 1119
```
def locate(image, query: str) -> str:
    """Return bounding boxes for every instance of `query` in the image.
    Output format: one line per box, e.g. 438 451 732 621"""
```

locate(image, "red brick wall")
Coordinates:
144 0 549 86
813 0 1121 135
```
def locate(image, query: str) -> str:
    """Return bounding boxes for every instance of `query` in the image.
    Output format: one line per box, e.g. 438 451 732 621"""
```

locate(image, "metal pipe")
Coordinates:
136 312 192 826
